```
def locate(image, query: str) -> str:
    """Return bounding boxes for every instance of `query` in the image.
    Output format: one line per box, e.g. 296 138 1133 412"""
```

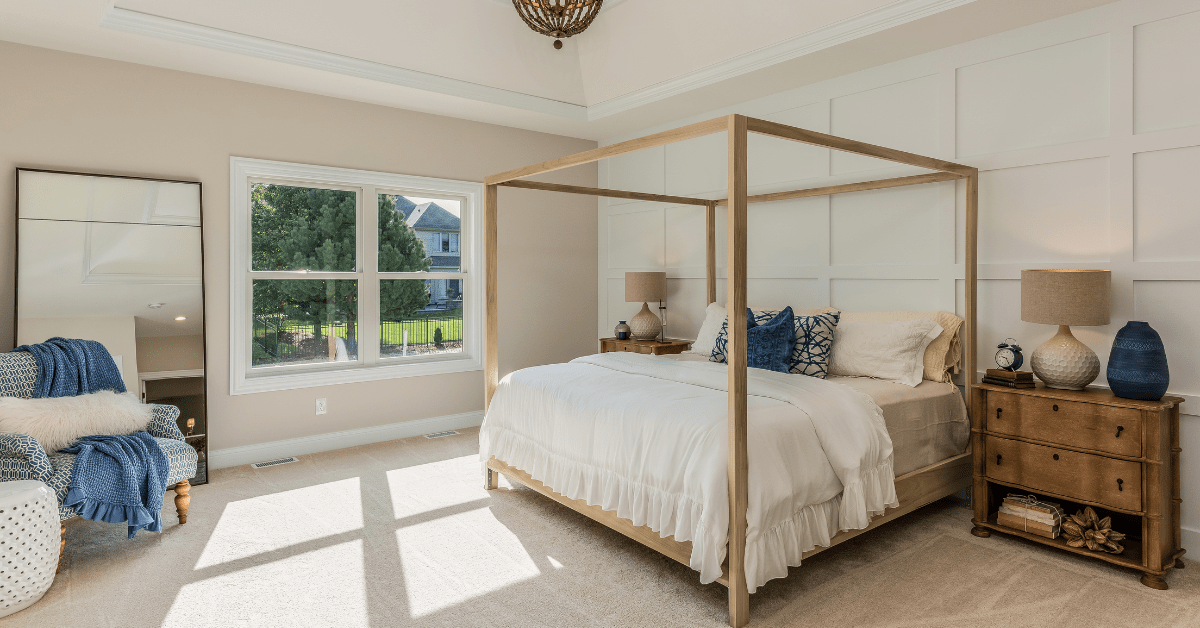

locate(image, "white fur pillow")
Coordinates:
0 391 154 453
686 302 727 357
829 319 944 387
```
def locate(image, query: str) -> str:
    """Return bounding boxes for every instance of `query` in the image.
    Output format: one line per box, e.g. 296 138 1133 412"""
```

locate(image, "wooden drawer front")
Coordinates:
985 436 1141 512
987 391 1141 457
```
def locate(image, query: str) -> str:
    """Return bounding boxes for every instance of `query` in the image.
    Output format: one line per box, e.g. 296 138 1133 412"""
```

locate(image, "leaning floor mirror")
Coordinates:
16 169 209 484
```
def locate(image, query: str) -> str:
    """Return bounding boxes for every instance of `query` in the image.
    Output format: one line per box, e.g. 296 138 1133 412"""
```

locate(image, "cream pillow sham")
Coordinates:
838 310 964 383
829 319 944 387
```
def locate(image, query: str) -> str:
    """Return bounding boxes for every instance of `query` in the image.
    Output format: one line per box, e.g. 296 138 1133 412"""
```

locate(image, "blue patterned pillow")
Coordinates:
746 307 795 373
712 309 840 378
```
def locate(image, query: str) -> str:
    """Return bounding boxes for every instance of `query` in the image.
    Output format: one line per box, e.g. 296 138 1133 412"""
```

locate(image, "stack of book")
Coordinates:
983 369 1036 388
997 494 1063 539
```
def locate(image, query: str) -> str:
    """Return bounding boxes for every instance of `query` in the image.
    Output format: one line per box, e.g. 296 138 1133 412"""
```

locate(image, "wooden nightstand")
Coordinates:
599 337 692 356
970 383 1184 589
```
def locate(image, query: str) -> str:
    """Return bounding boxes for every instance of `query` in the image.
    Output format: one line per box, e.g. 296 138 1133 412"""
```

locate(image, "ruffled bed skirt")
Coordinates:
482 427 898 592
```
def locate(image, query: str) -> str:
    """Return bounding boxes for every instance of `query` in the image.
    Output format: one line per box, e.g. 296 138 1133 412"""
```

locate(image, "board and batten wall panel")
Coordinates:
597 0 1200 554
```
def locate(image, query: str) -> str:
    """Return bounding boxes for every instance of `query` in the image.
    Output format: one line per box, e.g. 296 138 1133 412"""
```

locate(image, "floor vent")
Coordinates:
251 456 299 469
424 430 460 439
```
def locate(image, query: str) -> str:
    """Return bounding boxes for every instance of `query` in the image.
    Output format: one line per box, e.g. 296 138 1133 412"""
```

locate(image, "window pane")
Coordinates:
380 279 463 357
252 184 357 271
379 194 461 272
252 279 359 367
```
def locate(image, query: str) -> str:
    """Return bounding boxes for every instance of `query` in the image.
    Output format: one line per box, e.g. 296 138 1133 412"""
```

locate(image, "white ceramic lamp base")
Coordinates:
629 302 662 340
1030 325 1100 391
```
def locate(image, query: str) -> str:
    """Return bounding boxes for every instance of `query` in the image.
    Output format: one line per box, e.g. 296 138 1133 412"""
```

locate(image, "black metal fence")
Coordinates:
253 313 463 366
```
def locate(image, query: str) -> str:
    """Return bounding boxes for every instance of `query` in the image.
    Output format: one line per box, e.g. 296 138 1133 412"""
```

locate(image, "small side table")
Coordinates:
0 481 59 617
599 337 693 356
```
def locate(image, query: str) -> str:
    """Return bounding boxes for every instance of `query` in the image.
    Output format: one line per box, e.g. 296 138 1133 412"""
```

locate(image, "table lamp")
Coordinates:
1021 269 1111 390
625 271 666 341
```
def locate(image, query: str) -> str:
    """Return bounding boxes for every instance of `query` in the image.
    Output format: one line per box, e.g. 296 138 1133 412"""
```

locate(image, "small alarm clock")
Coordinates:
995 338 1024 371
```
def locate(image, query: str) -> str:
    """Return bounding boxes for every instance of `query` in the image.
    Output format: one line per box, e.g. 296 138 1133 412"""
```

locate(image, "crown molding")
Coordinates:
101 0 974 123
99 7 589 121
585 0 979 120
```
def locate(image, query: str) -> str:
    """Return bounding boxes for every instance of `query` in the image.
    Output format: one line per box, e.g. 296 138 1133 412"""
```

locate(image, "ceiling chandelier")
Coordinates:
512 0 603 50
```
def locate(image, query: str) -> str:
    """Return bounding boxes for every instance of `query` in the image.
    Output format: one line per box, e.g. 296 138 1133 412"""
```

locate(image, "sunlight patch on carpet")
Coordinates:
195 477 364 569
164 540 368 627
387 455 494 519
397 507 541 617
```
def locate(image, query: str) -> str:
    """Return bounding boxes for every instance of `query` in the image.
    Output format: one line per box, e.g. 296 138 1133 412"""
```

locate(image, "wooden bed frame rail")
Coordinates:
484 114 979 627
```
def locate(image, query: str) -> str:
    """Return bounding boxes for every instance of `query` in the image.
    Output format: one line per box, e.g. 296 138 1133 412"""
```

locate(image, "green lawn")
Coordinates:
255 309 463 346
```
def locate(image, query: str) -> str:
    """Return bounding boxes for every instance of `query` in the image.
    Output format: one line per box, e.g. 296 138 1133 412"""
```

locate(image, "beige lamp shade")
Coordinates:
1021 269 1111 326
625 272 666 303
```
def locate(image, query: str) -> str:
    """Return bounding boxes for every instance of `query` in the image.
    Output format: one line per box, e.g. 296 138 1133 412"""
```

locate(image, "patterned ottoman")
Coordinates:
0 481 59 617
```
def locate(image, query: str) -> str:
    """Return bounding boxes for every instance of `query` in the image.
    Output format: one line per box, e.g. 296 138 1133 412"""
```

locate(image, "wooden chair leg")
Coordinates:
174 480 191 524
56 522 65 574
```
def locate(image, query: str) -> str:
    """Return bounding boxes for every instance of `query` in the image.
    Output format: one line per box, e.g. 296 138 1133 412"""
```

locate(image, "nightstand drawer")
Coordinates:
985 435 1141 512
987 391 1141 457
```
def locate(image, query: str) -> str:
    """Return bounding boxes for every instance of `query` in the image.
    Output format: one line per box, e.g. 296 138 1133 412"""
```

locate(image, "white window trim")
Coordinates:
229 157 483 395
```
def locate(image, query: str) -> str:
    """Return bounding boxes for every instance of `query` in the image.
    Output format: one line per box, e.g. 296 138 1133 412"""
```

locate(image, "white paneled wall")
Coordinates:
597 0 1200 552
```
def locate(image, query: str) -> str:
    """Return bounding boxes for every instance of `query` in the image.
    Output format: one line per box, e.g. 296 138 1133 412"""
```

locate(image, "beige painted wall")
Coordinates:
0 41 598 451
18 316 139 391
135 335 205 374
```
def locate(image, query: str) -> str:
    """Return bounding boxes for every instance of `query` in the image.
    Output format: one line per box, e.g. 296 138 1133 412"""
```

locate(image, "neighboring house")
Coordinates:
396 196 461 307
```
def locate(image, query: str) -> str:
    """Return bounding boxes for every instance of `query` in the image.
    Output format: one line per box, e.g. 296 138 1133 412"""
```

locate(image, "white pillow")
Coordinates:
0 391 154 453
828 320 944 387
686 302 727 357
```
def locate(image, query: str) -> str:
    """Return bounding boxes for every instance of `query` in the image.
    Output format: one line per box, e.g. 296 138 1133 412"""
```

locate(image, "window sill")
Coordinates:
230 355 482 395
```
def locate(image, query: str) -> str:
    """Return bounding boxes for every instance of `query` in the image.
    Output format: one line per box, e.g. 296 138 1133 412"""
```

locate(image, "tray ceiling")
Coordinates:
0 0 1117 139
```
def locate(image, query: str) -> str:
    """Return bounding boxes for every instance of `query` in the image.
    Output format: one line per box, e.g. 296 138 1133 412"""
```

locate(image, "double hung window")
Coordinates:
229 158 482 394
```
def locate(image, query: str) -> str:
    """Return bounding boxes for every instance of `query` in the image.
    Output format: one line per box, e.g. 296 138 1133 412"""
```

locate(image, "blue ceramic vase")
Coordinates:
1107 321 1169 400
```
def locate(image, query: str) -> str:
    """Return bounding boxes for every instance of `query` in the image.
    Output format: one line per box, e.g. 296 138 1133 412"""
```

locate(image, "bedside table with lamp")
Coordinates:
603 271 693 355
971 268 1185 589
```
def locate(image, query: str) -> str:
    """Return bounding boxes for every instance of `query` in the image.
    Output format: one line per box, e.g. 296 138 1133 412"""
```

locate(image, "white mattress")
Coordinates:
669 353 969 476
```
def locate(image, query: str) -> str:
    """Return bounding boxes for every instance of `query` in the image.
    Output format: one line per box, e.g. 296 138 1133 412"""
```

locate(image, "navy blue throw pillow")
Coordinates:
745 306 795 373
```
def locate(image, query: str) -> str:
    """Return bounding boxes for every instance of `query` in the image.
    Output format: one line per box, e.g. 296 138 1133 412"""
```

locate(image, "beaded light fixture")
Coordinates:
512 0 603 49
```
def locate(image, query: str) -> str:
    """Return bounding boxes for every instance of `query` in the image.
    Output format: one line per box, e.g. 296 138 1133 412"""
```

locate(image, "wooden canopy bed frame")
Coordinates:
482 114 979 627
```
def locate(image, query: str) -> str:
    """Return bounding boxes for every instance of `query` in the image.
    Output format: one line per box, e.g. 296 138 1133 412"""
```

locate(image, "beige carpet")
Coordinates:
9 427 1200 627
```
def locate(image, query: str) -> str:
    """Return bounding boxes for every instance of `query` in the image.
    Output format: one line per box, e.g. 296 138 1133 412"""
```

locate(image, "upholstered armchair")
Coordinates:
0 353 197 566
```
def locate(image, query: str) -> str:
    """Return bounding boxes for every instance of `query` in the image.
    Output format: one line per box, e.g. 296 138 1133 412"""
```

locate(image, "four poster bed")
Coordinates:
480 115 979 627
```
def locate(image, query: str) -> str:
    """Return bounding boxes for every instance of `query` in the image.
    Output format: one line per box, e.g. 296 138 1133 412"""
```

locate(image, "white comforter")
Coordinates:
479 352 897 592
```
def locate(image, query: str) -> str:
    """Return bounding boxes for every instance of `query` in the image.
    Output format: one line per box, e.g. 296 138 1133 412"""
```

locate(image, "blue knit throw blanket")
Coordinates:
62 433 170 539
12 337 127 398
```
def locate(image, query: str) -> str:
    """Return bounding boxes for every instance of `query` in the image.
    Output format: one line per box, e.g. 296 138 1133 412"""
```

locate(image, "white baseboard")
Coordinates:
1182 526 1200 559
209 410 484 470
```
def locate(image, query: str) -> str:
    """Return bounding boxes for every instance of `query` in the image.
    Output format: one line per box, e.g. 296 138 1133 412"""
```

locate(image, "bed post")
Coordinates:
706 202 717 305
965 170 989 536
484 183 500 491
726 114 750 628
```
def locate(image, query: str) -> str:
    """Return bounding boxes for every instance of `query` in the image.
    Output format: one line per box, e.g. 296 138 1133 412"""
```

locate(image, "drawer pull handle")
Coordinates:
996 408 1002 419
996 454 1002 465
1117 478 1124 491
1052 404 1059 412
1115 426 1124 438
1053 454 1060 461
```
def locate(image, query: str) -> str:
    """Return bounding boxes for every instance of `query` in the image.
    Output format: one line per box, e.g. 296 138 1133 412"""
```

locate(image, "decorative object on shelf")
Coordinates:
512 0 603 49
1021 269 1111 390
0 481 59 617
1107 321 1170 401
625 271 666 341
997 494 1063 539
995 338 1023 371
1061 507 1125 554
614 321 630 340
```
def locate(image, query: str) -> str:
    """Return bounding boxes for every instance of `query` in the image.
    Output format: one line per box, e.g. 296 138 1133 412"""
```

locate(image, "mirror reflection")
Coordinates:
16 170 208 484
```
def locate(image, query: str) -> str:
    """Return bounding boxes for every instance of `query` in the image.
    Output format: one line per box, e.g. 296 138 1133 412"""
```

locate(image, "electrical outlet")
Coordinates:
315 398 327 415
